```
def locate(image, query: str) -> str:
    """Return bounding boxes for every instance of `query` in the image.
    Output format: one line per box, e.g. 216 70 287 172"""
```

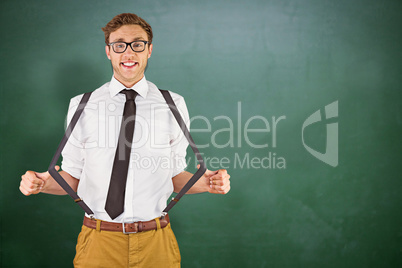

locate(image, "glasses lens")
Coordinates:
131 41 145 52
113 42 127 53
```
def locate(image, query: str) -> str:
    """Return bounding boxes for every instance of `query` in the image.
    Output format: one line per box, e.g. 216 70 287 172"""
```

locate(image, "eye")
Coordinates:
115 43 125 49
133 42 143 48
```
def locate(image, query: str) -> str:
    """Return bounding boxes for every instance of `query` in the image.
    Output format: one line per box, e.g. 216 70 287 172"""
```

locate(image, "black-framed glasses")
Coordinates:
108 41 149 53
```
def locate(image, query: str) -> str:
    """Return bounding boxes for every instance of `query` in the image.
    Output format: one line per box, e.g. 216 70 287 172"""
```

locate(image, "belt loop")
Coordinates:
96 219 102 232
155 218 161 230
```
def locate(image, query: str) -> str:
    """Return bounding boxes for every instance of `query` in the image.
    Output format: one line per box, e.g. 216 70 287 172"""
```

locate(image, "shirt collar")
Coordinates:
109 76 149 99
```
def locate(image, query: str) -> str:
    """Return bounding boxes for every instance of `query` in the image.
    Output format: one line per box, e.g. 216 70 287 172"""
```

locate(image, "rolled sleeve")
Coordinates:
61 96 85 179
169 93 190 177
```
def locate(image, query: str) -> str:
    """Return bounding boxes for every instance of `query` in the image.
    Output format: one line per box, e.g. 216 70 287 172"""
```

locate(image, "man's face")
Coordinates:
105 24 153 88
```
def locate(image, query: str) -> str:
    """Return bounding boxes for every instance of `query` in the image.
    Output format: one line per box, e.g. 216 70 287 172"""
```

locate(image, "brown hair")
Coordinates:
101 13 153 44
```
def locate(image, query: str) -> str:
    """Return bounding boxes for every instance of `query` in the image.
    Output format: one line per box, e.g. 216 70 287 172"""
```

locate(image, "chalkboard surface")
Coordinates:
1 0 401 267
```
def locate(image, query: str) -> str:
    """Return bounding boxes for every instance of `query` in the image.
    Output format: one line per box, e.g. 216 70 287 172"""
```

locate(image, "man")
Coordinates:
19 13 230 267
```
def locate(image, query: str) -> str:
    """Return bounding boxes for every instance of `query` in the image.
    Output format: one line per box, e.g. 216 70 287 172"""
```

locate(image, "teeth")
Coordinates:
123 62 136 66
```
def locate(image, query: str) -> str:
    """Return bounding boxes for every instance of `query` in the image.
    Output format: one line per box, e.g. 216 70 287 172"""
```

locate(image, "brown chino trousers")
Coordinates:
73 218 181 268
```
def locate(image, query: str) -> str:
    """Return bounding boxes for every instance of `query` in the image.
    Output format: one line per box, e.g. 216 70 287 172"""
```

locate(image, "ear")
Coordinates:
148 43 153 59
105 45 111 60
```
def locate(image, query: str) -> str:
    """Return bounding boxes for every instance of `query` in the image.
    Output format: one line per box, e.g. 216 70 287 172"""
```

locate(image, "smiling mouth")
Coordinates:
121 62 138 67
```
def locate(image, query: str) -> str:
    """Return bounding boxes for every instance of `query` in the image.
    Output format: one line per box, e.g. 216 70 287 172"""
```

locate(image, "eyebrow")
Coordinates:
112 36 147 42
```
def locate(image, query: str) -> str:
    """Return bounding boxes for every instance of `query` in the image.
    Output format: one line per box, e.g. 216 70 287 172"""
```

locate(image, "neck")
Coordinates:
114 75 144 88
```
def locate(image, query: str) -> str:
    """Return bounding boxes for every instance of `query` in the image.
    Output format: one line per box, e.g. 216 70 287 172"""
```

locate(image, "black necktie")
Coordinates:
105 89 138 219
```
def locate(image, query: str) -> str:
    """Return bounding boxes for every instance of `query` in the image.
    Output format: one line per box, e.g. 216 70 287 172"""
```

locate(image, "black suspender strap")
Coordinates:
48 92 94 217
159 89 206 215
47 89 206 217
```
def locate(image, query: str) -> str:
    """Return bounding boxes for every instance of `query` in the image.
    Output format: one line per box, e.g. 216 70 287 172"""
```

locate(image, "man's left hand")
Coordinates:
201 167 231 194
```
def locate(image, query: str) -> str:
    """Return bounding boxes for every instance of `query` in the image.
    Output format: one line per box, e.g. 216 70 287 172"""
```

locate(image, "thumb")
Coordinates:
35 165 60 181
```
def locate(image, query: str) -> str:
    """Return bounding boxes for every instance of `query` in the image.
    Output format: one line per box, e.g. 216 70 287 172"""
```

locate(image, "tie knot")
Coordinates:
121 89 138 101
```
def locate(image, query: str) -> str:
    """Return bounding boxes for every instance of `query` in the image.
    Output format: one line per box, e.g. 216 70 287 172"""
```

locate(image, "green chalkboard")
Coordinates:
1 0 401 267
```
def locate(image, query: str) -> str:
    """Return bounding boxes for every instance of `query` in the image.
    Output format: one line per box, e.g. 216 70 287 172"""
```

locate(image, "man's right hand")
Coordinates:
19 166 60 196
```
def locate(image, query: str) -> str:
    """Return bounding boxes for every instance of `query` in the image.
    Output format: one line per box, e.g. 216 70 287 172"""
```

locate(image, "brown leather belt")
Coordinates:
83 214 169 234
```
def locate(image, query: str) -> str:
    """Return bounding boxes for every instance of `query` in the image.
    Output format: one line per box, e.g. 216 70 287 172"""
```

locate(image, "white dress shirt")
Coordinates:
61 76 189 222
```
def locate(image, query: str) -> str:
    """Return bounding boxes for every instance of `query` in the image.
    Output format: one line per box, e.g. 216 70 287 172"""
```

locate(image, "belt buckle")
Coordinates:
122 221 138 234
